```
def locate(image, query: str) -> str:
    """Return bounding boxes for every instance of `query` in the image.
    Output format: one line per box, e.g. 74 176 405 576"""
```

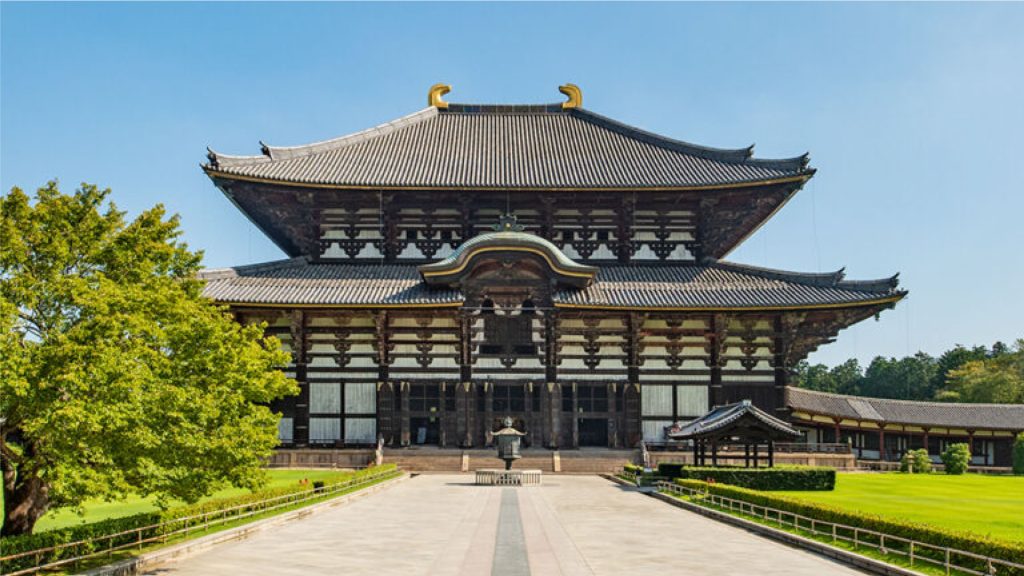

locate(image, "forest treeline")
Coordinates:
792 339 1024 404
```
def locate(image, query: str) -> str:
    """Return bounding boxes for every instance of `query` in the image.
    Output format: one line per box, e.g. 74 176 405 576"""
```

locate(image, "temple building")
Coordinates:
199 84 909 452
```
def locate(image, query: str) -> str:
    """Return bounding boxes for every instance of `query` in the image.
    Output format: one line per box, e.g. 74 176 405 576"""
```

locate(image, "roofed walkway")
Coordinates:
147 474 866 575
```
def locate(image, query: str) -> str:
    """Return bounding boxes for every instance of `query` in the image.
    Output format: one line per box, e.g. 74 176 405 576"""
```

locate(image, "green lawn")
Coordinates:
777 473 1024 542
36 470 353 532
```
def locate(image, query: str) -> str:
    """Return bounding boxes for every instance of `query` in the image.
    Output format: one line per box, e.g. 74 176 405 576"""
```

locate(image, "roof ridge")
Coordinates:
206 108 439 168
570 108 812 171
714 260 899 293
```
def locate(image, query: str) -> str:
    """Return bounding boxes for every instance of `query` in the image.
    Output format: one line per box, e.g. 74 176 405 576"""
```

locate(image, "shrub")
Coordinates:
623 463 644 475
899 448 932 473
0 465 399 574
1013 433 1024 476
670 478 1024 569
940 443 971 475
656 464 835 491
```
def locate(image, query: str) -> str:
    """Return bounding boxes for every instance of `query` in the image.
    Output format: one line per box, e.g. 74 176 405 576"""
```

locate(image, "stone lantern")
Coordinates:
494 417 526 471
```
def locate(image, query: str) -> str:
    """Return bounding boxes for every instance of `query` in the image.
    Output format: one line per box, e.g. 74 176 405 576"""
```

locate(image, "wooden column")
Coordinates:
879 426 886 461
608 382 618 448
291 310 310 447
399 382 410 447
485 382 494 447
439 382 447 448
768 440 775 468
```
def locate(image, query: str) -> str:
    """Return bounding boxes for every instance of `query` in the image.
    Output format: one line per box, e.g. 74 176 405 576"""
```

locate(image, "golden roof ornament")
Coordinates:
559 83 582 109
428 83 451 109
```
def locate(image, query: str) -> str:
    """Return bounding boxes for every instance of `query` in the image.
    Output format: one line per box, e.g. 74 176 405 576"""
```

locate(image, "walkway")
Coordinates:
147 475 865 575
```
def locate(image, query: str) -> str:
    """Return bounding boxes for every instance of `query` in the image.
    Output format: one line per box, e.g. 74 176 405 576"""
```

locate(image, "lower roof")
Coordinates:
786 387 1024 432
198 257 903 310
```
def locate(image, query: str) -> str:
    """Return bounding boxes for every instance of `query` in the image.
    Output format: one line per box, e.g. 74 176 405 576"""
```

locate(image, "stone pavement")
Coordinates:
147 474 866 575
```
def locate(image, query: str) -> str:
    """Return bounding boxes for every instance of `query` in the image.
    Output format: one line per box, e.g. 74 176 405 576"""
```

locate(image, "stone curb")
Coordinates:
80 473 409 576
601 474 924 576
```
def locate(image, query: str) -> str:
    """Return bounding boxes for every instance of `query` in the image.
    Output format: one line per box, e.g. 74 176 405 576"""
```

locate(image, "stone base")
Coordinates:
475 469 543 486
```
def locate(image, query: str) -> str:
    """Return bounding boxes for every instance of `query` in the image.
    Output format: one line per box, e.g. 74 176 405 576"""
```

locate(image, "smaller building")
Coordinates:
786 387 1024 467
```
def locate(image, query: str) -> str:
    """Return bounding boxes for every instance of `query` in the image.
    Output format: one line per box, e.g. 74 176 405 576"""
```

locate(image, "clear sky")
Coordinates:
3 2 1022 367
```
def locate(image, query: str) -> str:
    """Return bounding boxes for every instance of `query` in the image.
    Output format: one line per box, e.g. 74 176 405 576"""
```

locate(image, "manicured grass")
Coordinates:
36 469 354 532
776 472 1024 542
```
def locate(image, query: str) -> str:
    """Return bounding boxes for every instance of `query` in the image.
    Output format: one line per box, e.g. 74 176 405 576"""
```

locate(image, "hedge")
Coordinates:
940 443 971 475
670 478 1024 571
655 464 835 491
0 465 398 574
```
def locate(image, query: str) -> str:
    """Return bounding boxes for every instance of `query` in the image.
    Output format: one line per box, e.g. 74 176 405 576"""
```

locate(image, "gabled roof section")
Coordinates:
204 103 813 190
419 221 599 289
668 400 802 440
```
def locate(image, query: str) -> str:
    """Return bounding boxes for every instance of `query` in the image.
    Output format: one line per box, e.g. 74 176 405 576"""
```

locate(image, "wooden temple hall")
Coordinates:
199 84 907 451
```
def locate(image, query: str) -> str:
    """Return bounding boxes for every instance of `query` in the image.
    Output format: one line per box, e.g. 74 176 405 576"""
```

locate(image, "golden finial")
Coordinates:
428 83 451 109
559 84 582 109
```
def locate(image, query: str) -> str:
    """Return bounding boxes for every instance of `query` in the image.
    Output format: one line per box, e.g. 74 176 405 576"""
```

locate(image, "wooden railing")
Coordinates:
0 469 401 576
772 442 852 454
655 481 1024 576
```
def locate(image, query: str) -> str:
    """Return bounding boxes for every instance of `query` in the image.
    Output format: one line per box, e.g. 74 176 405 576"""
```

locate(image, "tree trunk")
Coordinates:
2 467 50 536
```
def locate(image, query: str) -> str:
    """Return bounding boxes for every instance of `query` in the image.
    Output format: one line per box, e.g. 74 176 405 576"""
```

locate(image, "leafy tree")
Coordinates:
861 353 937 400
942 340 1024 403
939 443 971 475
931 344 990 397
0 182 297 536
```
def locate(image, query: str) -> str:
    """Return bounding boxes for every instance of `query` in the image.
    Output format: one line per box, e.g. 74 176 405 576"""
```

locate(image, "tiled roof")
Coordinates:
786 387 1024 431
204 104 812 190
199 258 901 309
198 259 461 307
668 400 801 439
556 262 901 309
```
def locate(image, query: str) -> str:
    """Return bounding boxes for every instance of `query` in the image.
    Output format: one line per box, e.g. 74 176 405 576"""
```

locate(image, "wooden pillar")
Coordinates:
879 426 886 461
711 440 718 467
709 315 724 408
608 382 618 448
753 443 759 468
399 381 410 447
833 419 842 445
922 427 930 455
551 383 562 449
693 438 700 466
485 382 494 447
768 440 775 468
291 310 310 447
571 382 579 449
744 444 750 468
439 382 447 448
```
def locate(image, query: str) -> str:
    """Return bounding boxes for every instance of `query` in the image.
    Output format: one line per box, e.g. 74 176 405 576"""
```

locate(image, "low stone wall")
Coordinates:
267 449 375 469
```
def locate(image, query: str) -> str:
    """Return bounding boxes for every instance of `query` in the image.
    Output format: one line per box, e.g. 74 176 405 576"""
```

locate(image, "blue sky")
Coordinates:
3 2 1022 367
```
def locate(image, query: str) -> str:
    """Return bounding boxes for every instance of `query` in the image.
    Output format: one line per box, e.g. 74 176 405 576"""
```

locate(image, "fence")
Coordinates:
655 480 1024 576
475 469 543 486
0 468 401 576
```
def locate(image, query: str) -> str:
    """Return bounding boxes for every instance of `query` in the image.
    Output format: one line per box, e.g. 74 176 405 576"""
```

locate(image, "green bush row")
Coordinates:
623 464 644 475
671 478 1024 570
656 464 836 491
0 465 398 573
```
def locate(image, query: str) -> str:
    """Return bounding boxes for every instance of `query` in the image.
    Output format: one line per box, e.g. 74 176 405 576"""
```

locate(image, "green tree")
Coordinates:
0 182 298 536
931 344 989 398
942 340 1024 403
940 443 971 475
861 353 937 400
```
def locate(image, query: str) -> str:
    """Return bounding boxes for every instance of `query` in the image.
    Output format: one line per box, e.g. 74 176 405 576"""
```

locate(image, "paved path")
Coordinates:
148 475 865 575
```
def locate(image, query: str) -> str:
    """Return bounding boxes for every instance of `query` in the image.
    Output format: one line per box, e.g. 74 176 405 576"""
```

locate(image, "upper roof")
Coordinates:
668 400 802 440
198 257 902 310
786 387 1024 431
205 103 813 190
